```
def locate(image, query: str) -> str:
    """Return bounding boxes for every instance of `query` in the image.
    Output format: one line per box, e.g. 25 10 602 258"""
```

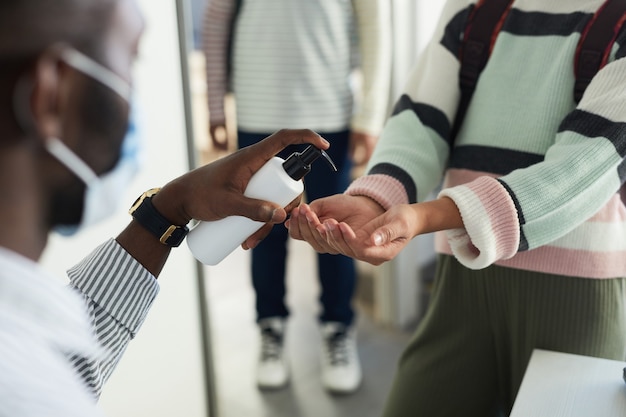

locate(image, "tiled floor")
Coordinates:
203 237 415 417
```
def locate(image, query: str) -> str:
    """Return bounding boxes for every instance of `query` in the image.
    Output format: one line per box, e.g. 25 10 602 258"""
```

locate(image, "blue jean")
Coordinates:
238 130 357 326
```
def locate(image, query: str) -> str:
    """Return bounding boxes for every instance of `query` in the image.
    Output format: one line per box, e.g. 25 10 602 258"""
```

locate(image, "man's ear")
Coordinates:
30 46 68 142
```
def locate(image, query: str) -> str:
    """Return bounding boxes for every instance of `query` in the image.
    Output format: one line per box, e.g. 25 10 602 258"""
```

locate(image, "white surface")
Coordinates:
40 1 208 416
375 0 444 328
511 349 626 417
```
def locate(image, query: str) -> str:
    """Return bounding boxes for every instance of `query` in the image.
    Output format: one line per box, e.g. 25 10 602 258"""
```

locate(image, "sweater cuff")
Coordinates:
439 177 520 269
67 239 159 337
345 174 409 210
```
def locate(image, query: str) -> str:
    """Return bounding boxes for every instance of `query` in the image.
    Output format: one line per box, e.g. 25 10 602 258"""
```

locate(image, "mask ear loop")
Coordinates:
45 137 99 186
13 48 132 133
12 68 98 187
15 48 133 188
60 49 131 102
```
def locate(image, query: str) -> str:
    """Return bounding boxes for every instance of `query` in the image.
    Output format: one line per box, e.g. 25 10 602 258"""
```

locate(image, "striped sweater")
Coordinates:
0 240 158 416
347 0 626 278
202 0 391 135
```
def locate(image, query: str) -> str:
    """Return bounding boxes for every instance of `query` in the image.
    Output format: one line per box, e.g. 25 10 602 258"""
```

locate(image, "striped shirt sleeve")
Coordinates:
202 0 236 124
66 239 159 398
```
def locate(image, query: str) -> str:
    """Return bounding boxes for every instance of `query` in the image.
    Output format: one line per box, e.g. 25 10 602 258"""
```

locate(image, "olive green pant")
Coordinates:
382 255 626 417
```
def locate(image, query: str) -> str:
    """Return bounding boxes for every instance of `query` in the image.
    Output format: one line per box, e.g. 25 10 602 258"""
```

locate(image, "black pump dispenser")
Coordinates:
282 145 337 180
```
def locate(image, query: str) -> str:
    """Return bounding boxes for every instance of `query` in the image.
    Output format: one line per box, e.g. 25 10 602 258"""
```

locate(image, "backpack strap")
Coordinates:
451 0 515 141
574 0 626 102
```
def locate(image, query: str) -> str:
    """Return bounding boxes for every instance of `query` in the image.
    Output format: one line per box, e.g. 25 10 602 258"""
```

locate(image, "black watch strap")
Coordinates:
129 189 189 247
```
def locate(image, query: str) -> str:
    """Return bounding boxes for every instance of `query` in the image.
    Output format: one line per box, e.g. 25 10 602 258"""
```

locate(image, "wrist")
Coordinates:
417 197 463 234
354 194 386 215
151 182 192 227
129 187 190 248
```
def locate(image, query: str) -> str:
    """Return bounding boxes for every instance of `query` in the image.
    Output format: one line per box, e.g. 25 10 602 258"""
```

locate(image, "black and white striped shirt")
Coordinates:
203 0 391 135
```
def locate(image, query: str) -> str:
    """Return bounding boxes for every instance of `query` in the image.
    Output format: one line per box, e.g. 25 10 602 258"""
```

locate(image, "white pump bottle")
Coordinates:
187 145 336 265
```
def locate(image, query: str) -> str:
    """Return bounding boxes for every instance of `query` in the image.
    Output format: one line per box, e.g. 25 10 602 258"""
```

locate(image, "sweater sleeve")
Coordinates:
66 239 159 398
202 0 236 124
350 0 392 136
441 52 626 269
347 0 472 205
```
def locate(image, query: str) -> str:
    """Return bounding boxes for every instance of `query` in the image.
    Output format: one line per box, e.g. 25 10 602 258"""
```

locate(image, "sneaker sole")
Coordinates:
257 378 290 391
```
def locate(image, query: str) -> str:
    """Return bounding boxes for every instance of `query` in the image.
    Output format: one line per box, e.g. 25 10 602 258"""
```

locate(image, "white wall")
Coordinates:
40 1 209 416
416 2 446 57
375 0 446 328
389 0 445 99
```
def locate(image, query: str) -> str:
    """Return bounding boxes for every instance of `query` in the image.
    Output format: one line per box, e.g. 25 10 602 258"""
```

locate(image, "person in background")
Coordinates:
203 0 391 393
288 0 626 415
0 0 329 414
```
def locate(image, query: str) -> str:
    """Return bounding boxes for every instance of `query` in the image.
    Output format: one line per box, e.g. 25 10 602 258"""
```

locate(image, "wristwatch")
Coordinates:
129 188 189 247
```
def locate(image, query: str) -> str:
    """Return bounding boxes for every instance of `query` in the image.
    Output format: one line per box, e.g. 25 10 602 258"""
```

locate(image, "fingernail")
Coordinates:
374 233 383 246
271 209 282 223
321 138 330 146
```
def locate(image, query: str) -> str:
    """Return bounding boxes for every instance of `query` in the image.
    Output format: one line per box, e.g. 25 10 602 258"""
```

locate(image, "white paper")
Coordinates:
511 349 626 417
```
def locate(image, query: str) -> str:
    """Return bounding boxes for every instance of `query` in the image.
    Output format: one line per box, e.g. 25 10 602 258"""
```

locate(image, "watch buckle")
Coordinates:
160 225 178 245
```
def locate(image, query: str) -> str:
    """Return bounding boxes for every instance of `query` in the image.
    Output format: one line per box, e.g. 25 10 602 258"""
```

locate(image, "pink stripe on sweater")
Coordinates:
446 168 626 223
443 168 498 188
588 193 626 222
439 175 520 263
467 176 519 259
436 232 626 278
345 174 409 210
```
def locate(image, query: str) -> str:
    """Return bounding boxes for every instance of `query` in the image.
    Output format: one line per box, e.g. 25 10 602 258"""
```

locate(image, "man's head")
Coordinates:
0 0 144 236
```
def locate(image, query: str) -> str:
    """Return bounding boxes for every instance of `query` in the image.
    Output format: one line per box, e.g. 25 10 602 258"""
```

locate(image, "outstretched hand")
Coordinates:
287 197 464 266
312 204 424 265
154 129 329 232
286 194 385 254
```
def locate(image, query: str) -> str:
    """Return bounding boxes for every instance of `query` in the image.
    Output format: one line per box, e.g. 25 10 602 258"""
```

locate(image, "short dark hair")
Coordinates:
0 0 118 63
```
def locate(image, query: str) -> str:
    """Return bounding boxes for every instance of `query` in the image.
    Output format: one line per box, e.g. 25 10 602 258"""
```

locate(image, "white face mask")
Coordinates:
48 49 142 236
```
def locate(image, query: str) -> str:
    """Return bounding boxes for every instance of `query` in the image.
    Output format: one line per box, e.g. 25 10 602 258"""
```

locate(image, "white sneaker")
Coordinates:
256 317 289 389
320 322 362 394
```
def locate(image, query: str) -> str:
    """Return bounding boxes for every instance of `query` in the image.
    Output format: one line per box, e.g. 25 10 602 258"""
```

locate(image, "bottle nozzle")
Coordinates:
282 145 337 180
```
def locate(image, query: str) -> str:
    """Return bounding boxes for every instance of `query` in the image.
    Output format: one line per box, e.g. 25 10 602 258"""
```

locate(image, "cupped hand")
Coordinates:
286 194 385 254
317 204 422 265
308 198 465 265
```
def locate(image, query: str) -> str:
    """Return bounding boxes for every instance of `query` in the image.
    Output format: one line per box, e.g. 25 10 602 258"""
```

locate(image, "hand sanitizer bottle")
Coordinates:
187 145 337 265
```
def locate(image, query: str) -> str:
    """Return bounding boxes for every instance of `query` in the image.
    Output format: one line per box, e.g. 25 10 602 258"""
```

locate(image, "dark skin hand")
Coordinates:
116 129 329 276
